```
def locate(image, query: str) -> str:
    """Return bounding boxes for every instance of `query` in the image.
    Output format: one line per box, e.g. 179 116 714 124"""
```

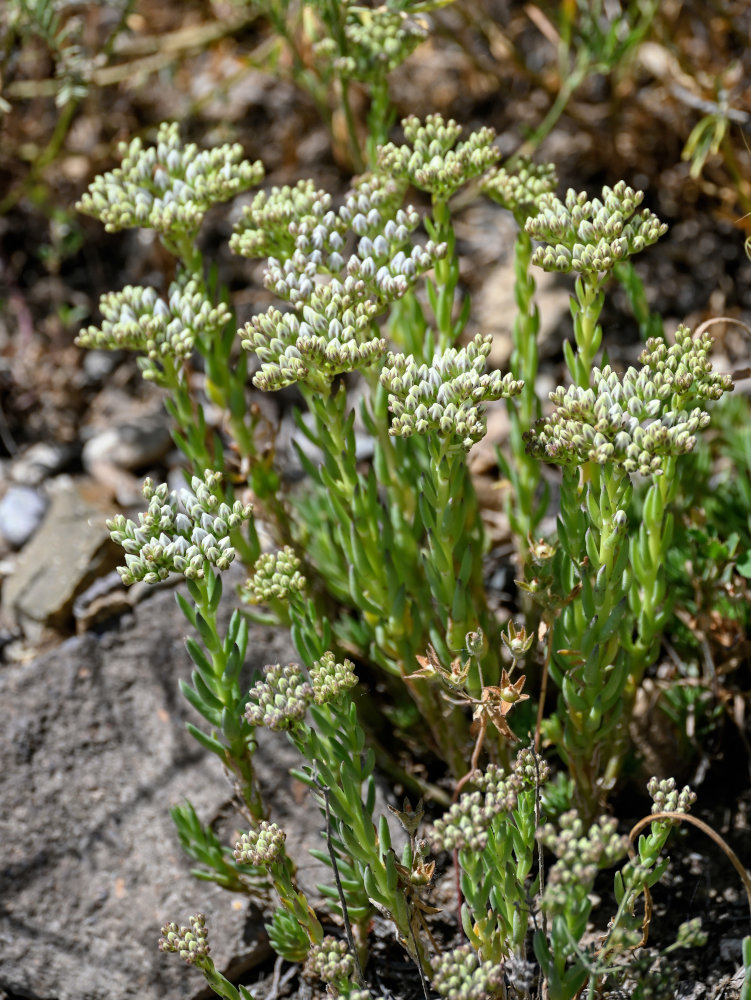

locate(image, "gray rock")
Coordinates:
275 412 374 481
83 348 122 383
719 937 743 962
72 569 151 633
0 583 302 1000
0 485 48 548
1 483 119 635
475 256 571 369
10 441 73 486
82 412 172 472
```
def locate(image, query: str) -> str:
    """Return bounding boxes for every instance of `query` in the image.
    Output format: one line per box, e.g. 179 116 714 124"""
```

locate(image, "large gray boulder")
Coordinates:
0 581 306 1000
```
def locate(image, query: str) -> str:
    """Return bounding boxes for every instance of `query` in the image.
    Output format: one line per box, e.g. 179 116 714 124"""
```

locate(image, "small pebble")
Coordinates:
0 486 48 548
10 442 73 486
82 413 172 471
83 349 122 383
719 937 743 962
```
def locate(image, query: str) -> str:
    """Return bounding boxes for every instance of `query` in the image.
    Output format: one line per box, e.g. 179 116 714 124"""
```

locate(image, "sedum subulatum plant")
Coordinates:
521 183 732 814
75 113 744 998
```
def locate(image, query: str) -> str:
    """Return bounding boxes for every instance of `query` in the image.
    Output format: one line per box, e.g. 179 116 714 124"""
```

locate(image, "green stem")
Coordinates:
613 260 665 342
597 458 679 786
202 965 244 1000
502 225 546 561
552 466 633 816
162 356 216 476
264 2 332 131
338 75 365 173
299 386 480 775
192 574 265 819
166 238 288 556
569 273 605 389
423 438 503 691
428 198 464 351
627 459 677 681
366 75 393 167
322 0 364 171
508 58 588 167
426 438 461 612
386 290 431 360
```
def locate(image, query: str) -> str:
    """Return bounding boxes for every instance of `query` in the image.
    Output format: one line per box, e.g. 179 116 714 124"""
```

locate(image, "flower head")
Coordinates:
525 180 667 274
525 326 732 476
240 174 442 392
431 764 518 852
244 663 313 731
76 276 230 384
234 822 287 866
77 121 263 238
307 935 356 989
230 180 332 259
540 811 628 914
381 333 523 450
501 620 535 661
315 7 427 82
242 547 307 604
378 115 499 200
647 776 696 818
107 472 252 585
482 158 558 222
431 943 505 1000
410 643 472 691
310 651 358 705
158 913 211 968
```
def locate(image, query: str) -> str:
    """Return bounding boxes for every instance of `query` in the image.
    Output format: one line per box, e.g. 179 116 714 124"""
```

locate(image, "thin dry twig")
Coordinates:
627 809 751 947
5 12 258 98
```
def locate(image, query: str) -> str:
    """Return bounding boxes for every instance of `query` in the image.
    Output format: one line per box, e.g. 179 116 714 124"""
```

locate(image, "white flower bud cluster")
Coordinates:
77 121 264 237
310 651 358 704
263 210 428 304
230 180 332 259
231 172 407 263
525 180 668 273
307 935 356 986
482 157 558 220
240 176 444 391
243 305 386 392
241 307 309 390
647 776 696 816
540 811 628 913
431 944 504 1000
76 277 230 381
338 173 409 239
241 546 306 604
430 768 519 852
675 918 707 948
378 114 500 200
511 746 551 787
525 326 732 476
638 323 732 402
244 663 313 731
380 333 523 450
107 472 252 585
234 821 287 866
158 913 211 967
317 7 427 81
